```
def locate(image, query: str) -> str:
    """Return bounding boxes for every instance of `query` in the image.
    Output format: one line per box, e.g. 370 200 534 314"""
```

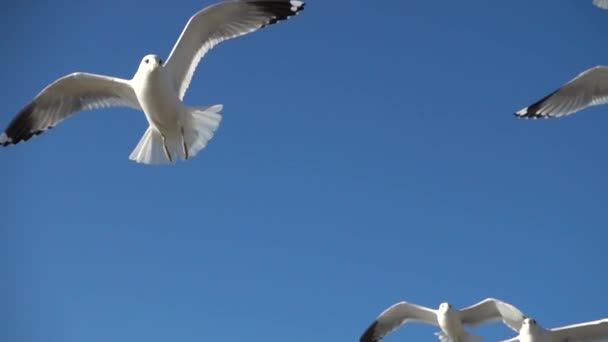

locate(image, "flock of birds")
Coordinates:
2 0 608 163
1 1 607 340
359 298 608 342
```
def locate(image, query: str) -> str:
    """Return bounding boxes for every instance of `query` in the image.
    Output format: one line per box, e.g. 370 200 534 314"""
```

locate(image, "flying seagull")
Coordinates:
594 0 608 10
0 0 305 164
360 298 526 342
501 317 608 342
514 66 608 119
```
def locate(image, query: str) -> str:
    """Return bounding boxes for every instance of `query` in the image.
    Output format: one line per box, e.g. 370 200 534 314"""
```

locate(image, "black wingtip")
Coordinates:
514 108 547 119
1 102 51 147
253 1 306 28
514 109 533 119
514 89 560 119
359 320 379 342
513 109 552 120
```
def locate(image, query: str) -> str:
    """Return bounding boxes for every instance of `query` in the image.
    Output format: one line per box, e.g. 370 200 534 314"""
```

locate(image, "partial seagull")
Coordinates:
514 66 608 119
360 298 526 342
594 0 608 10
501 317 608 342
0 0 305 164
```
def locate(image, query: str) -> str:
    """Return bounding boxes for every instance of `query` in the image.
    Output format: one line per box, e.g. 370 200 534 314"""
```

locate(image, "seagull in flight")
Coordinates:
0 0 305 164
360 298 526 342
501 317 608 342
514 66 608 119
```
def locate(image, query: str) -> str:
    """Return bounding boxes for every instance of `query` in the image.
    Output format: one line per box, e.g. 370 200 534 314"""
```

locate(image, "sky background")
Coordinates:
1 1 608 342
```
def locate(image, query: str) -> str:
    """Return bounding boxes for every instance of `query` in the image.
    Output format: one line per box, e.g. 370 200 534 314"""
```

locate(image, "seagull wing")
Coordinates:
594 0 608 10
1 72 139 146
359 302 438 342
459 298 527 332
163 0 305 100
514 66 608 119
550 319 608 342
499 337 520 342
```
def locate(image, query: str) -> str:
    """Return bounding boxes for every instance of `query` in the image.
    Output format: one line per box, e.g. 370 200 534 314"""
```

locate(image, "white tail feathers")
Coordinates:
182 105 223 159
128 104 223 165
128 126 169 165
434 331 481 342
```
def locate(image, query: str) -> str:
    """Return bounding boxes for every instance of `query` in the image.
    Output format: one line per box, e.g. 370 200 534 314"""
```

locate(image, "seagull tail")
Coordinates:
181 104 223 159
127 105 222 165
128 126 175 165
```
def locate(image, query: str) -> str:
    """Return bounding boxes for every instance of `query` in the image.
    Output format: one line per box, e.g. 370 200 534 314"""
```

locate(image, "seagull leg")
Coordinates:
181 126 189 160
161 133 173 162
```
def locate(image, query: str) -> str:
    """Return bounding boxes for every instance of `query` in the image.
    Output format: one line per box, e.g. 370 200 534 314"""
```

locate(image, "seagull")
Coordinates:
514 66 608 119
594 0 608 10
501 317 608 342
359 298 526 342
0 0 305 164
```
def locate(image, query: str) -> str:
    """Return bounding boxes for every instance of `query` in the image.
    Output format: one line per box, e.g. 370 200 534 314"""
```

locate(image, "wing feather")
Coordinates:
515 66 608 118
459 298 526 332
550 318 608 342
163 0 305 100
360 302 438 342
1 72 139 146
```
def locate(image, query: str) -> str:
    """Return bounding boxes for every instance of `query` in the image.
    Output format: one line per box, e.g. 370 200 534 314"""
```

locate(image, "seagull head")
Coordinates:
138 54 163 72
438 302 453 312
521 318 540 333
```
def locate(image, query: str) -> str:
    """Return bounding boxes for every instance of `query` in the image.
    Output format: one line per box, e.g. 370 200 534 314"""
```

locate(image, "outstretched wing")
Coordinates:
514 66 608 119
163 0 305 100
550 318 608 342
1 72 139 146
359 302 438 342
460 298 526 332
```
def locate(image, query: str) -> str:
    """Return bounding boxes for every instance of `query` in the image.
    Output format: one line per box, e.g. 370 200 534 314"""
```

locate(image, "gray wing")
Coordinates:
360 302 439 342
163 0 305 100
1 72 139 146
550 319 608 342
459 298 526 332
514 66 608 119
594 0 608 10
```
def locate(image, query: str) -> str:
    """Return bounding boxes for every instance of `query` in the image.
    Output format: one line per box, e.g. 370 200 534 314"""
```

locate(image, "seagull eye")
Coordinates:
145 59 149 64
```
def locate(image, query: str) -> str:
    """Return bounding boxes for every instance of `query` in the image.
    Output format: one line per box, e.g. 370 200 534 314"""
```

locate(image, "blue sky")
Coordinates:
1 0 608 341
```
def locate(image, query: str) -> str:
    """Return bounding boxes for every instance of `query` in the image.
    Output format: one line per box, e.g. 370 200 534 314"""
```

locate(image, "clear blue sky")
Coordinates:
1 1 608 342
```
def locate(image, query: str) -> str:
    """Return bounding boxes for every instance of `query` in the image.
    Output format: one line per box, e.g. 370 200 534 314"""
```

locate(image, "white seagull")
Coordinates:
359 298 527 342
514 66 608 119
594 0 608 10
0 0 305 164
501 317 608 342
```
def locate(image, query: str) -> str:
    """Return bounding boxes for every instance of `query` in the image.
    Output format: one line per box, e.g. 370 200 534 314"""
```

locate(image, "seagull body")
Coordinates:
130 55 201 162
436 304 470 342
360 298 526 342
0 0 305 164
502 317 608 342
514 66 608 119
133 57 182 136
